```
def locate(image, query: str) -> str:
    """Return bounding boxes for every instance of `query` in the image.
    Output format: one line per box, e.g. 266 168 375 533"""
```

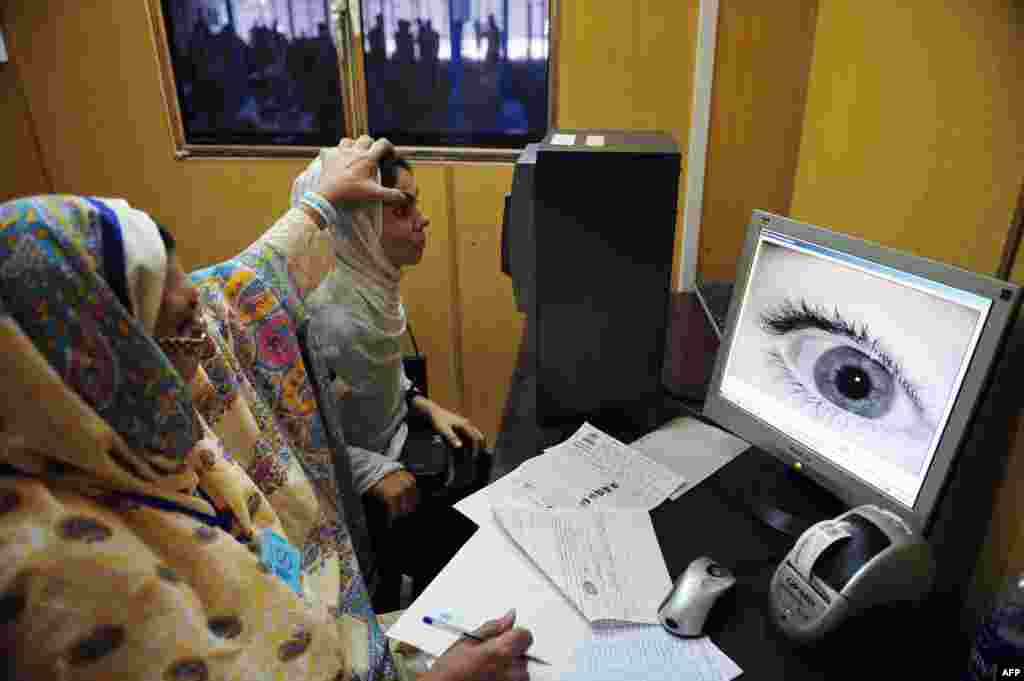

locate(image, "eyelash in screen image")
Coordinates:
759 299 933 439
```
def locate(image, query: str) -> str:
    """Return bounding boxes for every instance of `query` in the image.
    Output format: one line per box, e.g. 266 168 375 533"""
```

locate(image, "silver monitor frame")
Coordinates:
704 210 1022 533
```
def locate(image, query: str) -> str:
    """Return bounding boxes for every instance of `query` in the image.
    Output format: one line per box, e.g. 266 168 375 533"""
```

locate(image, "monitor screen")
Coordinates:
705 211 1020 531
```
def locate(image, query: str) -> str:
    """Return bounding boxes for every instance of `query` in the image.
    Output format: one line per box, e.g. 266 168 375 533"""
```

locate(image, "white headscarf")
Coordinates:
100 198 168 334
290 149 406 340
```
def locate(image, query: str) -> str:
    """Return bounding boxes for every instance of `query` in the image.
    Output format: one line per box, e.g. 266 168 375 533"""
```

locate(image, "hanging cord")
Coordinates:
407 320 422 357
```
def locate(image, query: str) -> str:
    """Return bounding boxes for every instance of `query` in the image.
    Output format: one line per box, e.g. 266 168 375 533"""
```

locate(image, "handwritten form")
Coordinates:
493 506 671 624
562 623 744 681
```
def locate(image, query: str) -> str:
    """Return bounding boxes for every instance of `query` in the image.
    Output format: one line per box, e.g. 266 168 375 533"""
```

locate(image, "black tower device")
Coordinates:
504 130 681 431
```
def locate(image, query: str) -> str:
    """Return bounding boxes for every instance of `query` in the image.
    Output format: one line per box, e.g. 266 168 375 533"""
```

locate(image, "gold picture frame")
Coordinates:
145 0 559 162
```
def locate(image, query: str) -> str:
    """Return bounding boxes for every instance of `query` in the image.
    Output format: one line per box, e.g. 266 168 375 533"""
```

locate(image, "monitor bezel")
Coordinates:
704 210 1021 533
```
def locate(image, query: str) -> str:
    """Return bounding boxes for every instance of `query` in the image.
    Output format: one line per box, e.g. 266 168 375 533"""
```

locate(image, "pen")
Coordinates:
421 615 550 665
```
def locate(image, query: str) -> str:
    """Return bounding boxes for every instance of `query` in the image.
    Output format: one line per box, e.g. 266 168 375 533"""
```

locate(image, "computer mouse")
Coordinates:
658 556 736 637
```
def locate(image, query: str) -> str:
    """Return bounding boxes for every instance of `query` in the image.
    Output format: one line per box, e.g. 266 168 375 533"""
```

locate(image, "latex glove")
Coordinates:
315 136 408 206
426 610 533 681
368 469 419 522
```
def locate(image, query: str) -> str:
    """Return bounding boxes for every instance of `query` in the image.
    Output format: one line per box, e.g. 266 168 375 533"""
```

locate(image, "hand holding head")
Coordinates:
314 136 408 206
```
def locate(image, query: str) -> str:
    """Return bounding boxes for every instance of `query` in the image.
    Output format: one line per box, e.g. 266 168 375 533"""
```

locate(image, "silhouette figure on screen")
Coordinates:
394 19 415 64
485 14 502 64
314 22 343 137
368 13 387 64
186 12 213 125
418 18 440 89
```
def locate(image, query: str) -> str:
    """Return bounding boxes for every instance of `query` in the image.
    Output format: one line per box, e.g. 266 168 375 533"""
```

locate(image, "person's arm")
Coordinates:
409 392 486 453
253 206 337 300
349 442 404 496
399 361 486 452
317 327 417 516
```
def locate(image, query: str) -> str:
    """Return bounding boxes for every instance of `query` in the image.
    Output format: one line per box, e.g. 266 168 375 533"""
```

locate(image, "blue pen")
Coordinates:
421 615 550 665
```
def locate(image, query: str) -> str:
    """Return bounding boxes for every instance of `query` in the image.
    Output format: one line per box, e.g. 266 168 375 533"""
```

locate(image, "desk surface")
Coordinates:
495 278 973 676
650 445 964 678
495 359 965 677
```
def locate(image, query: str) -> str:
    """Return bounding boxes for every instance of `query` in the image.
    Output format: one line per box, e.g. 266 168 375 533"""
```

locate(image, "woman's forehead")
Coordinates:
395 167 417 194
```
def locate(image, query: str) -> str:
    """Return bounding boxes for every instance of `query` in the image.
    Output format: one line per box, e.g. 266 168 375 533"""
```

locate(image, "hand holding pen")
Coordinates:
424 609 539 681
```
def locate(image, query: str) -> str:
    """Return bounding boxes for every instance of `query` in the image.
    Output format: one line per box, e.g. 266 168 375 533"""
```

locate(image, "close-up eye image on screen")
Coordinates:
712 223 992 516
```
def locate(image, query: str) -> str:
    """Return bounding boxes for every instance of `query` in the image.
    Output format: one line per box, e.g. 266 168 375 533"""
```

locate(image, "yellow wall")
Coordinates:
789 1 1024 612
0 52 50 201
790 2 1022 274
699 0 819 281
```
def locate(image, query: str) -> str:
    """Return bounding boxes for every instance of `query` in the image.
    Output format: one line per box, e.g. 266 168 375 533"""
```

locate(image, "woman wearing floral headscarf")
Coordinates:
0 137 533 681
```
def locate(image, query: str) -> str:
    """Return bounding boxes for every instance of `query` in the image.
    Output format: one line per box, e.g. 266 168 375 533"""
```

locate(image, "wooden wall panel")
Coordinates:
452 163 523 444
399 164 460 418
698 0 819 282
789 2 1023 276
0 34 51 201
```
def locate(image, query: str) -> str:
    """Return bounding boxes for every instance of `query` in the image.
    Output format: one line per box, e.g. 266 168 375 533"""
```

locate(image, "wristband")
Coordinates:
299 191 338 230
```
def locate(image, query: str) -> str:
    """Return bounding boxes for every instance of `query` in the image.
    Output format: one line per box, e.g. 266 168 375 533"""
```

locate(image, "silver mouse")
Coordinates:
658 556 736 637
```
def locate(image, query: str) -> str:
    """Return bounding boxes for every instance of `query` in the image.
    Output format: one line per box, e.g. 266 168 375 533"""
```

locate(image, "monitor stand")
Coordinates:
714 446 848 537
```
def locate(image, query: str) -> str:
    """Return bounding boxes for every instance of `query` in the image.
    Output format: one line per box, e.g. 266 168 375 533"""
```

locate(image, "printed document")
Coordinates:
561 623 743 681
452 420 709 529
512 422 687 511
493 506 672 624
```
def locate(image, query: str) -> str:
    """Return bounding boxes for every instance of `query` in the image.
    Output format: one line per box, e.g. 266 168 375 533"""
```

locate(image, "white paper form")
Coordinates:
521 422 687 510
494 506 672 624
628 416 750 497
454 465 544 528
386 525 591 681
560 623 743 681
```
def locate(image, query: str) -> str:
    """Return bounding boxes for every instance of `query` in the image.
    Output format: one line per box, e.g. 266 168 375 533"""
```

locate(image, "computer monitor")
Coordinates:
704 211 1021 533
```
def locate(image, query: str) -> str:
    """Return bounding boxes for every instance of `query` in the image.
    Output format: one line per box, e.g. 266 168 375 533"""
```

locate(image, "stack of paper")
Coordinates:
386 420 746 679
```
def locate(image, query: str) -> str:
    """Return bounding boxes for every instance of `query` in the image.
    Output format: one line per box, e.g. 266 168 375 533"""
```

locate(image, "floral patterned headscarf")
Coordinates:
0 195 200 473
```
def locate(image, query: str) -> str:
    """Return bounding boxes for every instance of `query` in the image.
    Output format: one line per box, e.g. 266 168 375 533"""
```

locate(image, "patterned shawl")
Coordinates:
0 195 399 681
189 206 396 679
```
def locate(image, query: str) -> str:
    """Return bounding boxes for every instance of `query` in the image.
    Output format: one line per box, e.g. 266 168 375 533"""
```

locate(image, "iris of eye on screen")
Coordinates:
718 237 985 508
